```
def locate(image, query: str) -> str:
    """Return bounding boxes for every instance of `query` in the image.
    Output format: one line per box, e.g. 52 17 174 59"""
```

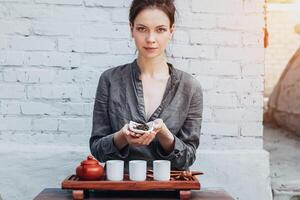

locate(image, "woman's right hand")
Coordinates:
121 124 157 147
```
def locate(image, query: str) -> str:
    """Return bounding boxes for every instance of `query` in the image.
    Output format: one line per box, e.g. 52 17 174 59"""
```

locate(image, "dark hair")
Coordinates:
129 0 176 28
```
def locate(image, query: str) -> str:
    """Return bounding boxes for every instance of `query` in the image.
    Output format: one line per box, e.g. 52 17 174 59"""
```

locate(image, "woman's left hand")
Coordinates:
152 118 166 135
124 131 157 146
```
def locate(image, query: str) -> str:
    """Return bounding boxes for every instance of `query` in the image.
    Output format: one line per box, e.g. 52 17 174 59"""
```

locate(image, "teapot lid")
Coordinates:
81 155 99 165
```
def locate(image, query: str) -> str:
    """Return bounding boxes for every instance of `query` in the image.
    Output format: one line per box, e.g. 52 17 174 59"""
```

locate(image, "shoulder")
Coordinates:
175 68 202 94
100 63 131 79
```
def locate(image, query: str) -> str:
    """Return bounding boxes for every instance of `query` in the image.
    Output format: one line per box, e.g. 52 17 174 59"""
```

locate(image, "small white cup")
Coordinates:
129 160 147 181
153 160 171 181
106 160 124 181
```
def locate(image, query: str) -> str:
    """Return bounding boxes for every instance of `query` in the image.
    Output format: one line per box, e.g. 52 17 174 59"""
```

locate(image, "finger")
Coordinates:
143 134 155 145
141 133 153 145
135 133 142 137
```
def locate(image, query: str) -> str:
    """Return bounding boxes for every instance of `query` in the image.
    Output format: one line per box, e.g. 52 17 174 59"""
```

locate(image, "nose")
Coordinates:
146 32 156 43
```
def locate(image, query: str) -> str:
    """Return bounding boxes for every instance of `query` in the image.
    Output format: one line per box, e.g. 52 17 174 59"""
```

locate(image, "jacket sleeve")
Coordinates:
89 71 129 162
155 81 203 170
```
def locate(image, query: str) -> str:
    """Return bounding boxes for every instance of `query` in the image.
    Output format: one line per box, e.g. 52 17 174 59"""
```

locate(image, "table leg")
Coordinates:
72 190 84 200
179 190 191 200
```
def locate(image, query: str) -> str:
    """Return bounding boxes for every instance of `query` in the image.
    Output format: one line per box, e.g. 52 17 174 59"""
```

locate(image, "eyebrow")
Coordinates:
136 24 167 28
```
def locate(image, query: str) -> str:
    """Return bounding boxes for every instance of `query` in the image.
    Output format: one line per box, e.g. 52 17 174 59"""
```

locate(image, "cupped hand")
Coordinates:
122 124 157 147
152 118 166 135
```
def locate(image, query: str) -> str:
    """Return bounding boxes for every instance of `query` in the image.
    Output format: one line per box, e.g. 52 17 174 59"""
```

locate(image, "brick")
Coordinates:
0 20 31 35
58 38 110 53
242 32 264 47
214 78 264 93
33 21 80 36
191 0 243 14
0 0 31 2
174 0 190 11
240 122 263 136
35 0 83 5
217 47 264 62
84 0 123 7
204 92 239 107
84 7 111 21
32 118 58 131
202 107 213 121
200 135 263 149
0 4 9 18
81 23 131 39
1 101 21 115
81 85 97 99
3 69 26 82
167 58 190 72
177 13 216 29
194 76 215 91
111 8 129 23
10 37 56 51
72 70 99 84
3 69 56 83
243 0 264 14
110 40 135 55
24 52 80 69
54 103 93 116
172 30 189 43
190 30 242 46
202 122 239 136
0 84 26 99
27 85 81 100
214 108 263 122
190 60 241 76
171 44 215 59
0 51 5 65
0 51 24 66
0 117 31 131
9 4 53 19
20 102 59 115
26 69 56 83
55 70 74 83
123 0 131 7
0 37 8 49
217 15 264 32
58 118 86 131
240 93 263 107
81 54 134 68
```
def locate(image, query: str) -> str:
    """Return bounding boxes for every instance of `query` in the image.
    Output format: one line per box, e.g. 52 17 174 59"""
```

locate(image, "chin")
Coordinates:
140 51 164 59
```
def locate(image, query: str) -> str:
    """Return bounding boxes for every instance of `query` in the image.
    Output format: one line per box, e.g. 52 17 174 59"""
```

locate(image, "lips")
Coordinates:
144 47 158 50
144 47 158 53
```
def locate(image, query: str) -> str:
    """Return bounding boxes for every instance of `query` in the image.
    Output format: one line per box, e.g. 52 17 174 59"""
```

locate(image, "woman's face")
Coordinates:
130 8 174 59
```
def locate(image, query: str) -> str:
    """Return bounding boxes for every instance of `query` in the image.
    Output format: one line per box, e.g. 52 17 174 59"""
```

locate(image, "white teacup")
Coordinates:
129 160 147 181
153 160 171 181
106 160 124 181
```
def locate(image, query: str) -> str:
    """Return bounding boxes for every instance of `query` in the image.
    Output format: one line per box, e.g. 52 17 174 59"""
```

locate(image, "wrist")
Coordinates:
157 123 169 138
114 130 128 149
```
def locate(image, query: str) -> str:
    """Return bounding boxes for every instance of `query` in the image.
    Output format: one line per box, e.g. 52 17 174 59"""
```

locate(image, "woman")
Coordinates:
90 0 203 170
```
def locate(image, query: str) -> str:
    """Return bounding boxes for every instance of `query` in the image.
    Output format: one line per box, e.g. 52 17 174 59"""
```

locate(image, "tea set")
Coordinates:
76 155 170 181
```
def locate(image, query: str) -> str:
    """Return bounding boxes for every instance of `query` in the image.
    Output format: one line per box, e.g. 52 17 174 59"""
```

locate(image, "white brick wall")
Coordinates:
0 1 271 199
0 0 266 153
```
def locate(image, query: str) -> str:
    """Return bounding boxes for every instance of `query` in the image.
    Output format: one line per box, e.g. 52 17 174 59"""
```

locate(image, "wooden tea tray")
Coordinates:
62 174 201 200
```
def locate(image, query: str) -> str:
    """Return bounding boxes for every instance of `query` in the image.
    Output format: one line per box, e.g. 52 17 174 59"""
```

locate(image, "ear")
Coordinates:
169 24 175 40
129 22 134 38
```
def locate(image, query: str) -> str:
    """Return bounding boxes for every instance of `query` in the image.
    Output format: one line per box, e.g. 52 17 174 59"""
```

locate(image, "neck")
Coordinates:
137 54 169 77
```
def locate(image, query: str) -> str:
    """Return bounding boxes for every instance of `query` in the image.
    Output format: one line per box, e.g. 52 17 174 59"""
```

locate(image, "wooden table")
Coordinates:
33 188 234 200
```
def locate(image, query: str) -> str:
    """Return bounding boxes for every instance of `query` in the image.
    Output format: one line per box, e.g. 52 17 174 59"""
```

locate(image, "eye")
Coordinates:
136 27 147 32
157 28 167 33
